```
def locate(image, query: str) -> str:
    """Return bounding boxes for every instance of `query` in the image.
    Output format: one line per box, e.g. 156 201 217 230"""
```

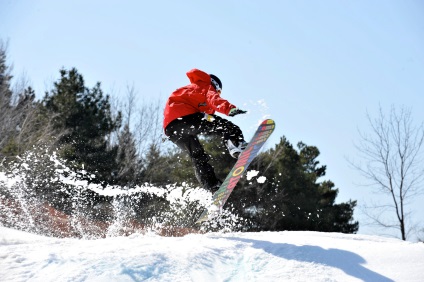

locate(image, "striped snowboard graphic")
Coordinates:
196 119 275 223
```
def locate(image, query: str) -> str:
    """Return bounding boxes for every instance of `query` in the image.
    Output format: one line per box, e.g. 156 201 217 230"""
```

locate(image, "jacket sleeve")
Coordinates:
206 88 236 115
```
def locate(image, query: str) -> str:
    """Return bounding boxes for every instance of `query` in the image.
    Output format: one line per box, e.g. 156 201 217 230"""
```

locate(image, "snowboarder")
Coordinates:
163 68 247 192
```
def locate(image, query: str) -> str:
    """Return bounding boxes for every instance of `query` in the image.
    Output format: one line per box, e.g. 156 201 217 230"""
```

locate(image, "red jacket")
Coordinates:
163 69 236 131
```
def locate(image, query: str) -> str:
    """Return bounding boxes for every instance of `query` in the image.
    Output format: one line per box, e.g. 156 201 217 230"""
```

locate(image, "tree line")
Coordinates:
0 41 359 234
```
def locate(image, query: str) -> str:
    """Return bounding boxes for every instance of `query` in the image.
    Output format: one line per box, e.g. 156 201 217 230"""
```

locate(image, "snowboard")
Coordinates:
196 119 275 223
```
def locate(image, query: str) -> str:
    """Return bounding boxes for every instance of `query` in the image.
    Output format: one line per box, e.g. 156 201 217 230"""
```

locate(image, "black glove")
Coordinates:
229 108 247 117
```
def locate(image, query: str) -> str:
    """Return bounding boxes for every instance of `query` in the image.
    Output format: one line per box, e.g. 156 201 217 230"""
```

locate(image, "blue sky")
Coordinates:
1 0 424 239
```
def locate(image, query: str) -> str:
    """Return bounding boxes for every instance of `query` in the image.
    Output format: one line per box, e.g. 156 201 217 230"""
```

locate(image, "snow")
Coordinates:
246 170 260 180
1 227 423 282
257 176 267 184
1 139 424 281
246 170 267 184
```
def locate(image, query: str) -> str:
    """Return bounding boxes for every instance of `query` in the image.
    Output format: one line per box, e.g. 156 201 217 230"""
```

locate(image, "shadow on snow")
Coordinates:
226 237 394 282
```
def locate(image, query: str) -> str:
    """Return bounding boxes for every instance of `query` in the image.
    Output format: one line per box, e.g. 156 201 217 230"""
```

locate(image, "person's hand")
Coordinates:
229 108 247 117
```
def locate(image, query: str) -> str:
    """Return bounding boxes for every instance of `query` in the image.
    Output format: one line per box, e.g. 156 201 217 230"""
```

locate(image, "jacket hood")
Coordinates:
186 69 211 85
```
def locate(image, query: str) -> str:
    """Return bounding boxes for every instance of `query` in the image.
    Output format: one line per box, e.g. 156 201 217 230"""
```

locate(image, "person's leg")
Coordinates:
199 114 247 158
166 113 245 146
198 114 246 148
174 135 221 189
165 115 221 190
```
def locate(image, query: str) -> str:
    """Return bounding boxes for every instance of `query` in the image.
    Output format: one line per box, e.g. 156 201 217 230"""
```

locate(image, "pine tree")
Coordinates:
0 41 12 103
43 68 122 183
0 41 14 153
230 137 358 233
114 123 142 186
141 143 173 185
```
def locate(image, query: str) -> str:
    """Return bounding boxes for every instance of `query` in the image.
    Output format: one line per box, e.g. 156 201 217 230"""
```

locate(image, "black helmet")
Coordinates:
210 74 222 92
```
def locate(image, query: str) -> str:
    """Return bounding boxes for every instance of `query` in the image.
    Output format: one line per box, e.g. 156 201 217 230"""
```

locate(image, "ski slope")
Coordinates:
1 227 423 282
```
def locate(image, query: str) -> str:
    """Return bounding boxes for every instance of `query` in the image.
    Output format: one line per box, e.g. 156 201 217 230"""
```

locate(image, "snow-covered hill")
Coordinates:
1 147 424 281
1 227 423 282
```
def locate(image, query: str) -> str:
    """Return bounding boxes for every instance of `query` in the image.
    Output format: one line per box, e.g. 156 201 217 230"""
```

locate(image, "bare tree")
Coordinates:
110 85 166 184
352 105 424 240
418 228 424 243
120 85 164 158
0 40 57 162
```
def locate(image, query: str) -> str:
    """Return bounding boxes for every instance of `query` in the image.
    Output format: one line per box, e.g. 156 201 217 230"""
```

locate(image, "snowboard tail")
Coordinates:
196 119 275 223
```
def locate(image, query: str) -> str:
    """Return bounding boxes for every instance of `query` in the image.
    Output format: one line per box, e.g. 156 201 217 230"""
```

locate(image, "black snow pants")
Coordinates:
165 113 245 190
